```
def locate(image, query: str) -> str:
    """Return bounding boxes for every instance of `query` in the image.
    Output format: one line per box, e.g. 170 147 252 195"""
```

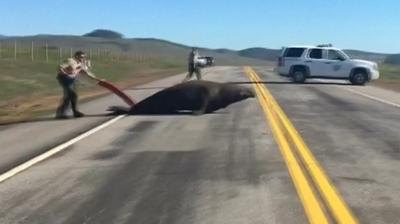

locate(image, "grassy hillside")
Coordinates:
372 63 400 92
238 48 280 61
0 35 269 66
227 47 389 63
344 50 388 62
384 54 400 65
378 64 400 80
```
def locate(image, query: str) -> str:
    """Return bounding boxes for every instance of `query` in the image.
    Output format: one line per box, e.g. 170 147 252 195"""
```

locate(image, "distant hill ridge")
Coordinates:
384 54 400 65
83 29 123 39
0 29 397 64
238 47 281 61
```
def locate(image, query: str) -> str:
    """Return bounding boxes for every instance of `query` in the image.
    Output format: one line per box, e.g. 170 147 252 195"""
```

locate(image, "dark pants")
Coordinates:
56 74 78 116
183 63 202 82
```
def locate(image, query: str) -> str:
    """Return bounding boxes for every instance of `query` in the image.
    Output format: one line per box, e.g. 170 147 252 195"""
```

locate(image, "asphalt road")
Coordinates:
0 66 399 224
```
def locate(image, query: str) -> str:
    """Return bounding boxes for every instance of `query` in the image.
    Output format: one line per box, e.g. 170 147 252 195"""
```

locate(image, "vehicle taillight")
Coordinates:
278 57 284 66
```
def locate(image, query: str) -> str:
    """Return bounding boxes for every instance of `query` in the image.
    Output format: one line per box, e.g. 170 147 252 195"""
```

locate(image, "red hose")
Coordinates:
97 80 136 106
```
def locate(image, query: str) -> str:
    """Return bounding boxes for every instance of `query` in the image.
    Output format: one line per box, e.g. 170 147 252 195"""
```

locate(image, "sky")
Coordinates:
1 0 399 53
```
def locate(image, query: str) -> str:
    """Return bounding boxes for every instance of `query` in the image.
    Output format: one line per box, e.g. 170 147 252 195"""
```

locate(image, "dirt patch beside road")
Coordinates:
372 80 400 93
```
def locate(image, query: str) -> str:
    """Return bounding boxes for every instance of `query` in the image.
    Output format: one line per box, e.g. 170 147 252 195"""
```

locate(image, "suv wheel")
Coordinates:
351 72 367 85
292 70 306 83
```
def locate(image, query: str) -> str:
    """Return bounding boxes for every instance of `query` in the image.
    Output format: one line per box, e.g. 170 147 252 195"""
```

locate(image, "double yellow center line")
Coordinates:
244 67 358 224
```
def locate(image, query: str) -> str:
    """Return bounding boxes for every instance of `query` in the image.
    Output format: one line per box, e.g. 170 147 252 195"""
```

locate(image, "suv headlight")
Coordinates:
373 63 378 70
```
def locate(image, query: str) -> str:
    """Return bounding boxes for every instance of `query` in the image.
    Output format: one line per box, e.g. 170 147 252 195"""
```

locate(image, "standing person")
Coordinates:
182 47 202 82
55 51 98 119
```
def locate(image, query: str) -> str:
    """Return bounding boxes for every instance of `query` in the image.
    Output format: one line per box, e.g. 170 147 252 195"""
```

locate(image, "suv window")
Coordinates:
309 49 323 59
284 48 305 57
328 50 345 61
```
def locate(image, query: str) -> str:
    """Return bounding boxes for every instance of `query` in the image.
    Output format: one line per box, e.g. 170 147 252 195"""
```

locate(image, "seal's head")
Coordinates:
232 86 255 102
239 87 255 99
220 85 255 105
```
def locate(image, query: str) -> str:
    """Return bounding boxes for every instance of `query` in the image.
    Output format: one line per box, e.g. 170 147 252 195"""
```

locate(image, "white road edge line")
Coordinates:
0 115 126 183
343 87 400 108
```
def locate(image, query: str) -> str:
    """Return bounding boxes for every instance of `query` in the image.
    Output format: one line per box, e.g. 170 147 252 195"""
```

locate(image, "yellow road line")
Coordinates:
244 67 329 224
245 66 358 224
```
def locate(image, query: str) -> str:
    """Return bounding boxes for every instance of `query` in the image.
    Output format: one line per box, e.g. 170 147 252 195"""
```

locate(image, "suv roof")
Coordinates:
285 45 340 51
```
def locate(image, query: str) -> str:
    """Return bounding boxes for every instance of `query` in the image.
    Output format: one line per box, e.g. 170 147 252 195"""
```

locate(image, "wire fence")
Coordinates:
0 40 153 63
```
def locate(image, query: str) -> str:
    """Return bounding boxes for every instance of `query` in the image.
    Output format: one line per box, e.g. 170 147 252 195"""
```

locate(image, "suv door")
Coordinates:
306 48 327 76
325 49 352 78
278 47 306 75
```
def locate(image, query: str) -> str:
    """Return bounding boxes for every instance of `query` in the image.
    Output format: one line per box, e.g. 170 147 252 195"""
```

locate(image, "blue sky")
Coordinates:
1 0 399 53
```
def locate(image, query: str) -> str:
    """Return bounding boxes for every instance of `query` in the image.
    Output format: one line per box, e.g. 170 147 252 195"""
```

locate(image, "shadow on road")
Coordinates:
0 111 231 126
0 113 111 126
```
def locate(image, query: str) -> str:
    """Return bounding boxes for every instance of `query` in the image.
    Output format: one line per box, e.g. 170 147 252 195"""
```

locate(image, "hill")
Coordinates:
236 47 388 63
384 54 400 65
0 30 393 64
0 33 268 66
343 50 388 62
238 47 280 61
83 29 123 39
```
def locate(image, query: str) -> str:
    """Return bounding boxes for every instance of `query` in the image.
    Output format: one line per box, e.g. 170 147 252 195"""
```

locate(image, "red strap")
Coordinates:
98 81 136 106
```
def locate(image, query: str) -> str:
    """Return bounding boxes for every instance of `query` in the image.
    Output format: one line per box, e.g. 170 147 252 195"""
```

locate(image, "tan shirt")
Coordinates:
188 51 200 65
59 58 84 78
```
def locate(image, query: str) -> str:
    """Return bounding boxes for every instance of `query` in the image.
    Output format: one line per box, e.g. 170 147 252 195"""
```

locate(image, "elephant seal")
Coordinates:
108 80 255 115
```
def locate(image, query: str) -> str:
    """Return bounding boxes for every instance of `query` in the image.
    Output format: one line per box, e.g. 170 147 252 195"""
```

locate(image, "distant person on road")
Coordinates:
182 48 202 82
55 51 98 119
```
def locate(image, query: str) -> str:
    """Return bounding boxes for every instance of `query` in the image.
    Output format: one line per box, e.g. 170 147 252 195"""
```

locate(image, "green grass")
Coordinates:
0 56 185 105
379 63 400 80
0 55 186 123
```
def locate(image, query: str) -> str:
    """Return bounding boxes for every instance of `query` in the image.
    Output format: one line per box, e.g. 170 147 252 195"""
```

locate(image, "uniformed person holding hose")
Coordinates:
55 51 99 119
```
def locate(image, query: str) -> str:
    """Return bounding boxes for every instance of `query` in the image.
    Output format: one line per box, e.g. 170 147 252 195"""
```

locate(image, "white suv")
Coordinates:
277 45 380 85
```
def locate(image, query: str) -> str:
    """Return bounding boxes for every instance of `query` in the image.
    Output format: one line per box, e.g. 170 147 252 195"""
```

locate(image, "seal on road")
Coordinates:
108 80 255 115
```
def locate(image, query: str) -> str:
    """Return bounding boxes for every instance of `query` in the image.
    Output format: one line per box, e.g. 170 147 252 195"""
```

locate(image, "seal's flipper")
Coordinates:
107 106 131 115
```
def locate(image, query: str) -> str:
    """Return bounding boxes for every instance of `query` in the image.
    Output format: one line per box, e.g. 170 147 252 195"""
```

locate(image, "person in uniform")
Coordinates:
182 48 202 82
55 51 98 118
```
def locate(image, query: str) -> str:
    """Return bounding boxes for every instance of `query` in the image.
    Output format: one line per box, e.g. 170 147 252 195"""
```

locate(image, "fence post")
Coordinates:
36 45 39 60
0 41 2 59
31 41 34 61
70 48 73 57
45 42 49 63
14 40 17 60
59 47 62 62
